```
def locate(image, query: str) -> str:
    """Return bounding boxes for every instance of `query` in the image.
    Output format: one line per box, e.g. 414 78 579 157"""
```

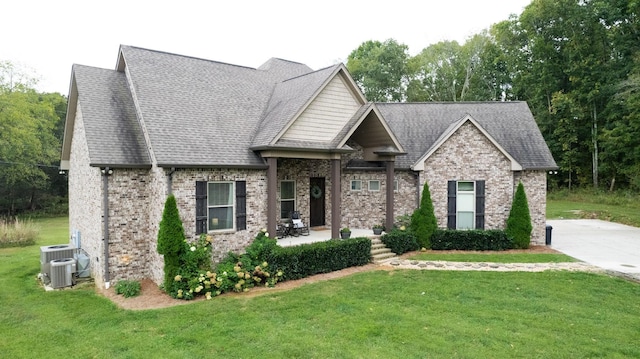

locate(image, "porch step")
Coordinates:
370 237 398 263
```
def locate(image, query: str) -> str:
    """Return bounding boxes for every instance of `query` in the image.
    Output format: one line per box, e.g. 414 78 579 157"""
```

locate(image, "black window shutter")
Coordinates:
236 181 247 231
475 180 485 230
195 181 207 235
447 180 456 229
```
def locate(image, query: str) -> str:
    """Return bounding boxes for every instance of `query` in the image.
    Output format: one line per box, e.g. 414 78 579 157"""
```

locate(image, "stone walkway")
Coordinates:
382 259 604 273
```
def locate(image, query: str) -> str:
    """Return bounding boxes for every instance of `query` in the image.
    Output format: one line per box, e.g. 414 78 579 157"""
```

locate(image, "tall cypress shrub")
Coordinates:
410 181 438 249
505 182 532 249
157 195 186 292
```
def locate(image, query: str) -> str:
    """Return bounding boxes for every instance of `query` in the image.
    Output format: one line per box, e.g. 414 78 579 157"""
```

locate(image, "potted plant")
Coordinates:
340 227 351 239
372 224 383 235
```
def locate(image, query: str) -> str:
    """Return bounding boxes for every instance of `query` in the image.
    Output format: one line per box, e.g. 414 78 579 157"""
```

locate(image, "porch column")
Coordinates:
267 157 277 236
331 158 341 239
386 161 395 231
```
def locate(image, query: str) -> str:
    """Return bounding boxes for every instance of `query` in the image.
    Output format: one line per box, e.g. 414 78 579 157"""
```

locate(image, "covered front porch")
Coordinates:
276 227 377 247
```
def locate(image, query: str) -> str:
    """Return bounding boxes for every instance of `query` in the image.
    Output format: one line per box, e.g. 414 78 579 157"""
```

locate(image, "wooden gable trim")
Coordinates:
412 115 523 172
336 103 405 154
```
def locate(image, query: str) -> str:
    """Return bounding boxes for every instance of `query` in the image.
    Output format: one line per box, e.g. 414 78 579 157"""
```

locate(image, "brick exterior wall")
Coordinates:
515 170 547 245
171 169 269 265
420 121 547 245
68 104 105 285
69 117 547 288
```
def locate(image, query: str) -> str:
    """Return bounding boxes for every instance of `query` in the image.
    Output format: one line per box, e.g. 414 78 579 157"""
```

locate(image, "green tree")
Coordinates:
0 62 66 214
410 181 438 249
505 182 532 249
157 195 187 292
346 39 410 102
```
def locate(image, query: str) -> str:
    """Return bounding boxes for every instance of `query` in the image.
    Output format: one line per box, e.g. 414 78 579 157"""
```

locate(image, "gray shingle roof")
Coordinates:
69 46 556 172
73 64 150 167
376 102 557 170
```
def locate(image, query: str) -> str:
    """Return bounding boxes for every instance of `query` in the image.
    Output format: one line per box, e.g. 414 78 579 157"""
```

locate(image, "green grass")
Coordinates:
1 216 639 358
408 252 577 263
547 189 640 227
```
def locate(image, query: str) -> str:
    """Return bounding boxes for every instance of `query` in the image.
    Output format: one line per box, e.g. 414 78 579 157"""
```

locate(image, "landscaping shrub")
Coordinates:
411 181 438 249
506 182 533 249
431 229 513 251
381 228 419 255
268 237 371 280
0 217 38 248
157 195 187 293
115 280 141 298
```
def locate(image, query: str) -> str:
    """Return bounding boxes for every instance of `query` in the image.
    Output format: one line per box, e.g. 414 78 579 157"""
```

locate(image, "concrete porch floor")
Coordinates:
276 228 379 247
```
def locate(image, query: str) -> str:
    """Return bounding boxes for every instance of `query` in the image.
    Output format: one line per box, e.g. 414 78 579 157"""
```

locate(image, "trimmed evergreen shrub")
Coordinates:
157 195 187 293
410 181 438 249
268 237 371 280
381 228 419 255
431 229 513 251
506 182 533 249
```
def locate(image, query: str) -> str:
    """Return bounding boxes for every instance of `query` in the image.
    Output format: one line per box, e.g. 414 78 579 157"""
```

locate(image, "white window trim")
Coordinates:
394 180 399 192
280 180 296 219
368 180 381 192
207 181 235 232
456 181 475 230
350 180 362 191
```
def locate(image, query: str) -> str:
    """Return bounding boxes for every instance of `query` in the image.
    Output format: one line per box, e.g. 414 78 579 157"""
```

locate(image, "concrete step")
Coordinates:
371 247 393 255
372 251 398 263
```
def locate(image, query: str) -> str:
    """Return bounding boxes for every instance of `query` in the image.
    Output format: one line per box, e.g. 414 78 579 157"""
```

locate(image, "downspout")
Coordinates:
167 167 176 195
101 167 113 288
414 170 421 209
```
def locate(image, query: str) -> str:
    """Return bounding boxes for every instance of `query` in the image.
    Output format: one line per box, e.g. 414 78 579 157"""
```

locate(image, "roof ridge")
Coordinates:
120 44 258 71
280 63 340 83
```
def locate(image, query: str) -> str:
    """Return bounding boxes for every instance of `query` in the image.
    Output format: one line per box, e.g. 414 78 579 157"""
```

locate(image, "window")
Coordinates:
447 180 485 230
280 180 295 219
394 180 399 192
351 180 362 191
456 182 475 229
196 181 246 234
369 180 380 191
208 182 234 231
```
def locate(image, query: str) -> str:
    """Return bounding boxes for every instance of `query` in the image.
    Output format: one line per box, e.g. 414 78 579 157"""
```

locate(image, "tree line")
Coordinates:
346 0 640 191
0 61 67 216
1 0 638 216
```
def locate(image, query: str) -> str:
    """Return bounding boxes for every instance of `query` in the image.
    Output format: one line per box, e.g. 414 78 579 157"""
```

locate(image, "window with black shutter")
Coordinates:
447 181 457 229
195 181 207 235
475 180 485 230
447 180 486 230
235 181 246 231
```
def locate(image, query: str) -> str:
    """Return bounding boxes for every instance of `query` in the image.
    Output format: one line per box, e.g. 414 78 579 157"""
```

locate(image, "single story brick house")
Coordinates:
60 45 557 288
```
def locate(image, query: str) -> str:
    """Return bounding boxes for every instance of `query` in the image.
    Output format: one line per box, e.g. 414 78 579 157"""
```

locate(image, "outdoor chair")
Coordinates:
289 211 310 236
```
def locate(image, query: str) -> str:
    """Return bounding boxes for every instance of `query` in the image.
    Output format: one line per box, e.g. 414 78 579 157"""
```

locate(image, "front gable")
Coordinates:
412 115 522 171
280 74 362 143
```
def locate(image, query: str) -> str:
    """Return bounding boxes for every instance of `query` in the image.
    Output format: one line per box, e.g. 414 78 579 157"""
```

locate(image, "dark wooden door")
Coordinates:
309 177 325 227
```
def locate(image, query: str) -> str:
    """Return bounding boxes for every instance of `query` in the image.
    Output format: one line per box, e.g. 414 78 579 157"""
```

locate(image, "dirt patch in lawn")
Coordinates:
99 245 558 310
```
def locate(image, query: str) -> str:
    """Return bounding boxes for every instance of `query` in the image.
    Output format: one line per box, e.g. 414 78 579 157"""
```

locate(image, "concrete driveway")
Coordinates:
547 219 640 280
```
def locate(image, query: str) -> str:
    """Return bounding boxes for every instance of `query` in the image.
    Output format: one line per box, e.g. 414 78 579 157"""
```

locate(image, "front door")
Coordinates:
309 177 325 227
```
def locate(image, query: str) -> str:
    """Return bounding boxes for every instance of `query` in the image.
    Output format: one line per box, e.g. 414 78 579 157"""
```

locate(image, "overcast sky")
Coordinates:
3 0 531 95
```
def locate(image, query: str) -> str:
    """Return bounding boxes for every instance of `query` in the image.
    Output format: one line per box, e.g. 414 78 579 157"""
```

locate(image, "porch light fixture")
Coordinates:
101 168 113 175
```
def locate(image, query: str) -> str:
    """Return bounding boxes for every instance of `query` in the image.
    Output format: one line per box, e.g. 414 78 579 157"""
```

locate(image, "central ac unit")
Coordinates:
50 258 76 288
40 244 75 276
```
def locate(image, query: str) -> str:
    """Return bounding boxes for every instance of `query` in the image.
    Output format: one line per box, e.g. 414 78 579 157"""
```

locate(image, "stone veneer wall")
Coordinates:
68 104 105 285
515 170 547 245
171 169 269 266
394 170 420 220
422 122 514 232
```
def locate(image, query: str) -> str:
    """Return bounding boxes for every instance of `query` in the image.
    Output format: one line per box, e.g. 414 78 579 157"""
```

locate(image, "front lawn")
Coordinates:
1 216 639 358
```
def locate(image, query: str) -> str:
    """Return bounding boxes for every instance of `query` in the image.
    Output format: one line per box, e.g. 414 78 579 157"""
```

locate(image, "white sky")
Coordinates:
2 0 531 95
